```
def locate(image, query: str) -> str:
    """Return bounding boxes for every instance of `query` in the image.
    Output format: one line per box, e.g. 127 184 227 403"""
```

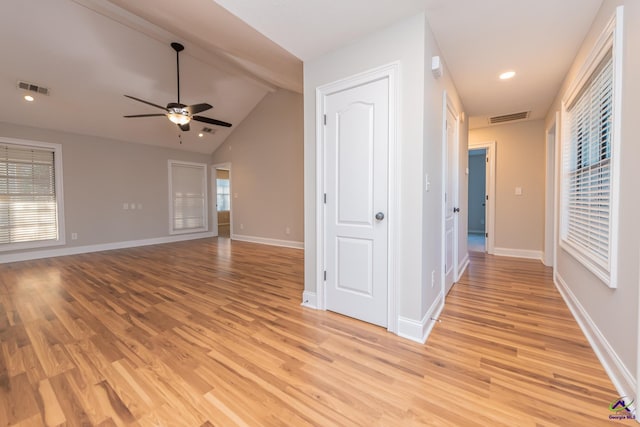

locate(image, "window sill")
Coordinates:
559 239 615 288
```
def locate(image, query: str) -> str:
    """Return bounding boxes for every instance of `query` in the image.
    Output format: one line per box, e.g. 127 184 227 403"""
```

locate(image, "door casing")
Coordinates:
468 141 496 254
441 93 459 297
315 62 399 333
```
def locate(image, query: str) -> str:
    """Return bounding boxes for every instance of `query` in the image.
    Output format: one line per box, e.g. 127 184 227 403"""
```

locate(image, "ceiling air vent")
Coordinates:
489 111 529 125
17 80 50 96
201 127 217 134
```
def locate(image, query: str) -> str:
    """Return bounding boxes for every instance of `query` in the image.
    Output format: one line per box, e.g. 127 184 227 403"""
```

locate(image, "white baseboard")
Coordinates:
493 247 543 260
301 291 318 309
0 232 216 264
397 292 444 344
554 272 636 402
231 234 303 249
456 253 470 282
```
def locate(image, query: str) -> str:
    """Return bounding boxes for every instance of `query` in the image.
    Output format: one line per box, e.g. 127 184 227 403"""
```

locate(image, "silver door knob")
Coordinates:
375 212 385 221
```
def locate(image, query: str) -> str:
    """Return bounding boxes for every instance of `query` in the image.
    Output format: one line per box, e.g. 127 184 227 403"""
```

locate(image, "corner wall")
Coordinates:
304 12 466 339
211 89 304 247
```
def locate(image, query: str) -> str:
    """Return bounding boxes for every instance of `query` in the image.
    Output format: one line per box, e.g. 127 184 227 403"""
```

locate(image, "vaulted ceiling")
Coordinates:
1 0 603 154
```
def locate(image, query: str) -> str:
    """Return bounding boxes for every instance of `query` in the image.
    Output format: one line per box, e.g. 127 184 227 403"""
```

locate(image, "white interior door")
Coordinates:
324 77 389 327
444 105 458 295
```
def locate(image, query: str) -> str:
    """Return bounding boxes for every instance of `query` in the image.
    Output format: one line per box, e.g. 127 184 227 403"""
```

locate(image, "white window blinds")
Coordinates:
0 143 59 245
169 161 208 234
563 52 613 268
558 0 625 292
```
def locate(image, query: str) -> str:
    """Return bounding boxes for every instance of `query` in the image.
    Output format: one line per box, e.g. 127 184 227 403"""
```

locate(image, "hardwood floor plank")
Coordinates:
0 240 631 425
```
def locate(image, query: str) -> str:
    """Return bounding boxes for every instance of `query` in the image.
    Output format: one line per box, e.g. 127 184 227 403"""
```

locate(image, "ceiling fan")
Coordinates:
123 42 232 131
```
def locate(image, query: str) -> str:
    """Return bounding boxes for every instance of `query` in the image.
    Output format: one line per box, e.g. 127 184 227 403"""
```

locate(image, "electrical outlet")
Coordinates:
123 203 128 210
285 227 291 235
71 232 78 240
240 223 244 230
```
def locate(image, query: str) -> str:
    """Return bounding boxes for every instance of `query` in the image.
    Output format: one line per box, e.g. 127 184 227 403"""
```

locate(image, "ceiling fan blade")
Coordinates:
124 95 168 111
192 115 232 128
179 122 190 131
186 103 212 115
123 114 166 118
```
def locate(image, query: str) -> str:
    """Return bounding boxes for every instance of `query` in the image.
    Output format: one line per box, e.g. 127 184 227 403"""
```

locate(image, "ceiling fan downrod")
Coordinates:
171 42 184 105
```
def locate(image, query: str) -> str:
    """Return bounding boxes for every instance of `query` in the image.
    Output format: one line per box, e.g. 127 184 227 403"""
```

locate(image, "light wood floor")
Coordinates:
0 239 631 426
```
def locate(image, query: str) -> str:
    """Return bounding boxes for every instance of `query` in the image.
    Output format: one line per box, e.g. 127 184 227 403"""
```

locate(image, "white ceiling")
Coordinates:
214 0 603 128
2 0 604 155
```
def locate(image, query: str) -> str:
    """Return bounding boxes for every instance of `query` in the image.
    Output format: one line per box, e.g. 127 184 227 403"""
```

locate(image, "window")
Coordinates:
216 178 230 211
168 161 208 234
560 7 622 287
0 138 65 251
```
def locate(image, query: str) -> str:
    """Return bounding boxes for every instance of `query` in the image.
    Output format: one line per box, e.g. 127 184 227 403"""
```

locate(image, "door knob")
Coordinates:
375 212 385 221
453 207 460 213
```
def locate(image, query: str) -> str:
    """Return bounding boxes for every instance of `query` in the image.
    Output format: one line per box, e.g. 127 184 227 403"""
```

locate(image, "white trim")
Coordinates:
0 137 66 252
397 292 444 344
301 291 318 309
544 116 558 267
456 253 469 282
314 62 400 334
0 232 215 264
493 247 543 261
231 234 303 250
468 140 496 254
555 272 635 402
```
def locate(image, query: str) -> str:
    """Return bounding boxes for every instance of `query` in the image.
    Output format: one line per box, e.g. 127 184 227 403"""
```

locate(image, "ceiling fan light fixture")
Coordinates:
167 112 190 125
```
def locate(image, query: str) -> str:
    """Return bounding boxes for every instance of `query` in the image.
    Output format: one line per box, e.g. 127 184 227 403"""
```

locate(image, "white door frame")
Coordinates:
441 92 459 296
315 62 399 333
468 141 496 254
544 112 560 267
212 162 232 238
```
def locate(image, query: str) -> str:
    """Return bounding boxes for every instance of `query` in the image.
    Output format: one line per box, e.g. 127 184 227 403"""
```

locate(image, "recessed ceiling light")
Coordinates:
24 95 34 102
198 133 204 138
499 71 516 80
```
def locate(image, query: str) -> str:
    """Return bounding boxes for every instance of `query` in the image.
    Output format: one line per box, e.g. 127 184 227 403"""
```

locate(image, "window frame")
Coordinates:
216 178 231 212
168 160 209 235
560 7 623 288
0 137 66 252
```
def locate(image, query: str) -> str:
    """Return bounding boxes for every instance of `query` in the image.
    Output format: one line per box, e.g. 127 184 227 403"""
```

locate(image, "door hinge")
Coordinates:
324 270 327 281
486 157 489 163
324 114 327 125
324 193 327 204
486 233 488 238
486 195 489 200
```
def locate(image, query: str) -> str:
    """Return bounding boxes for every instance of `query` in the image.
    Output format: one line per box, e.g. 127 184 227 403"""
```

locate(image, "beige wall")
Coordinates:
469 120 545 253
545 0 639 388
0 121 213 257
211 89 304 244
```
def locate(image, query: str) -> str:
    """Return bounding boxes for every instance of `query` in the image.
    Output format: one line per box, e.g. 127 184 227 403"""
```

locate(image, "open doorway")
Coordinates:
214 166 231 238
467 141 496 254
468 148 486 252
